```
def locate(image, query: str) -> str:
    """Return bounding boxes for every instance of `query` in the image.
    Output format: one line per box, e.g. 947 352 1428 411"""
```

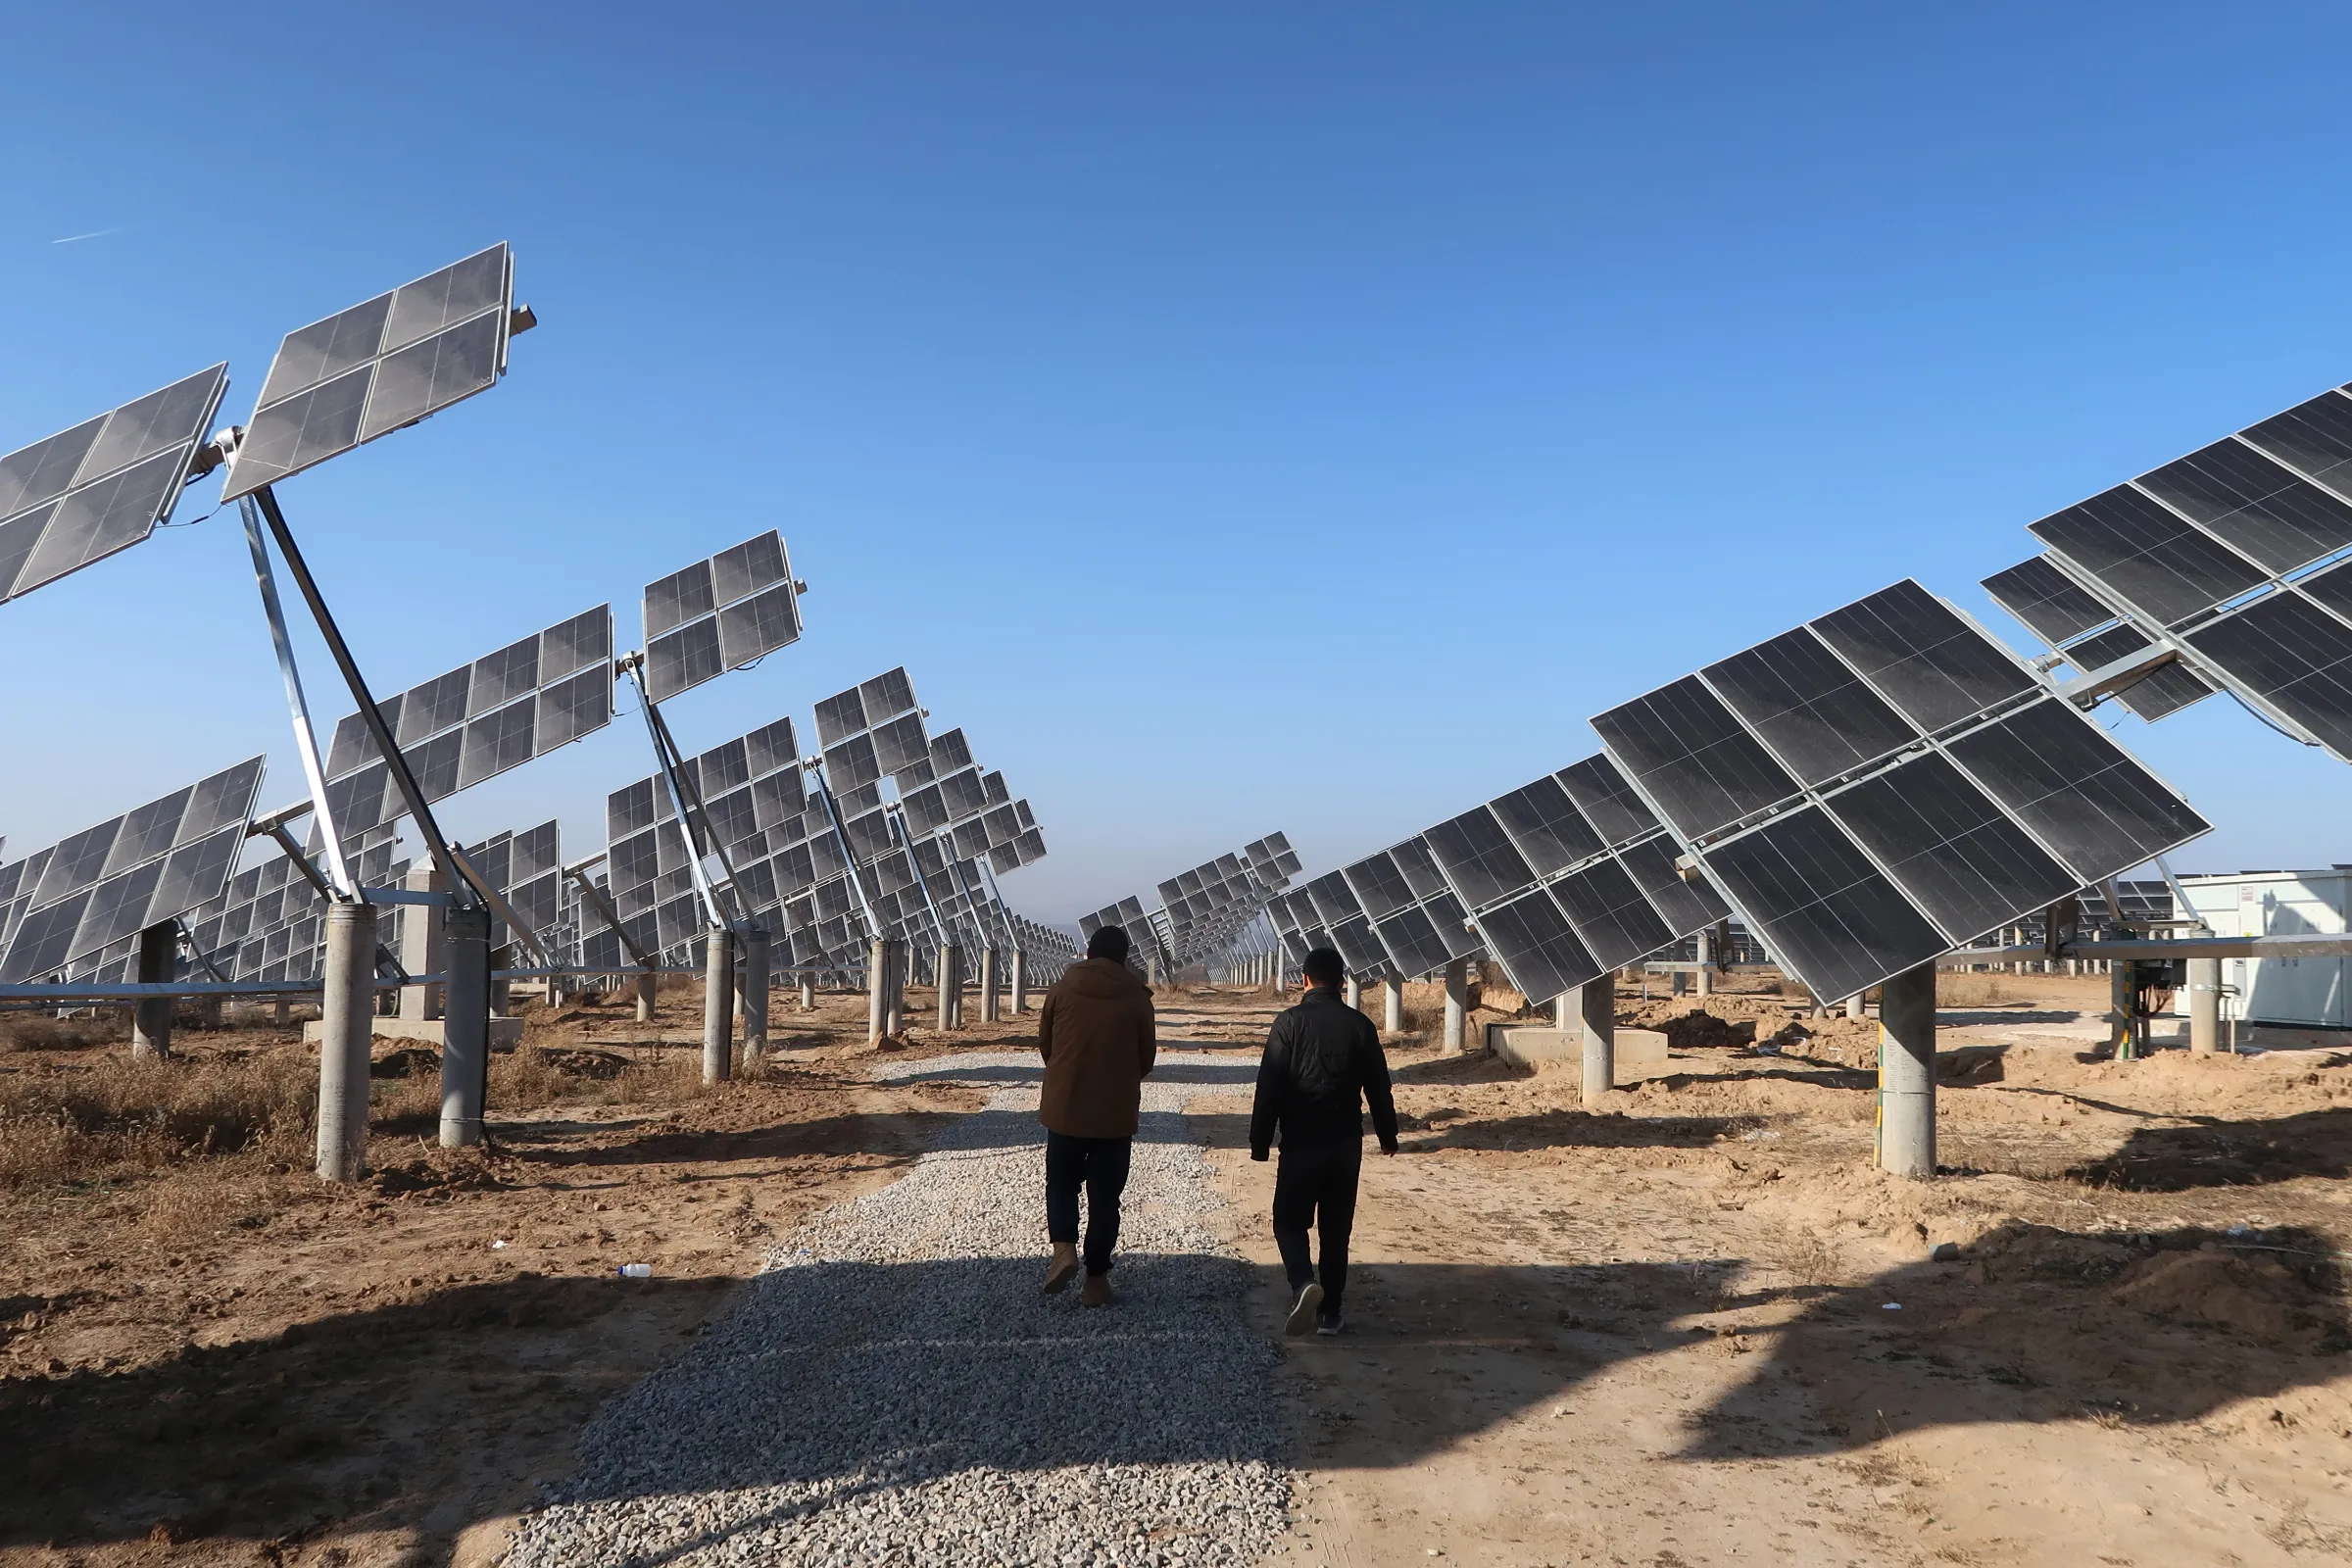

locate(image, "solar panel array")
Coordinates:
0 759 267 983
1983 380 2352 760
463 821 563 953
186 824 407 985
1592 580 2209 1003
603 716 807 958
222 245 514 501
642 530 803 703
318 606 613 841
1083 834 1301 975
0 365 228 606
1264 752 1734 1004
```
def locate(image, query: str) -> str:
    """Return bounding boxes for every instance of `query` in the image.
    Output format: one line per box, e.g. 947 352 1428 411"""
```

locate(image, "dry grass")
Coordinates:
0 1051 314 1188
1936 973 2014 1007
0 1012 125 1052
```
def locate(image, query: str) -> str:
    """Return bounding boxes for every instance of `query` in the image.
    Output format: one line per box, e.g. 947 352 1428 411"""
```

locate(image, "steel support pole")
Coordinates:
2110 960 2134 1058
868 938 890 1044
1443 958 1468 1054
130 920 176 1061
2187 956 2221 1054
740 925 770 1063
316 902 378 1182
938 944 961 1031
1386 979 1404 1034
1878 961 1936 1179
703 928 735 1084
439 906 491 1149
1010 947 1029 1013
1579 976 1616 1107
1552 992 1572 1030
981 945 1001 1023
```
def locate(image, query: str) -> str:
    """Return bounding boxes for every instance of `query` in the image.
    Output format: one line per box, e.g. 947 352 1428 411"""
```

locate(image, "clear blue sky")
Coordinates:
6 3 2352 924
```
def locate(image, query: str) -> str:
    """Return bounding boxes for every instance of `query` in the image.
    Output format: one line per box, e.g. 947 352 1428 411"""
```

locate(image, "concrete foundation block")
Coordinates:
1487 1024 1669 1079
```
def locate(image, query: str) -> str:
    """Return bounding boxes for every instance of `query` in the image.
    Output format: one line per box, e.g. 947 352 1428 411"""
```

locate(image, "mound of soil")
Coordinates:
1660 1010 1757 1052
531 1047 633 1079
2107 1245 2334 1348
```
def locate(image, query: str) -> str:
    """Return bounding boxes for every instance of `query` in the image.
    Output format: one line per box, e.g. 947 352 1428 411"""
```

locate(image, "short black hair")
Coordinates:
1302 947 1345 988
1087 925 1132 962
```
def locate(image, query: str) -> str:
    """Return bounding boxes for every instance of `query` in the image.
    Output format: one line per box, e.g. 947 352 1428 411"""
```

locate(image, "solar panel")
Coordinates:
320 606 612 837
2135 437 2352 575
1612 834 1731 935
223 246 513 500
0 365 228 604
1549 857 1674 970
1698 806 1949 1006
1821 752 2078 944
1703 627 1919 785
1555 754 1659 846
1942 698 2210 887
1808 580 2037 734
1590 677 1801 840
1472 886 1599 1006
2029 487 2269 627
2181 590 2352 758
1983 555 2117 646
0 757 265 983
1487 775 1606 874
642 530 801 703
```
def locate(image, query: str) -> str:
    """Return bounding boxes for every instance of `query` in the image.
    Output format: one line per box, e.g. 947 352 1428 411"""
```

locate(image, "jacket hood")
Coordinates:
1062 957 1150 999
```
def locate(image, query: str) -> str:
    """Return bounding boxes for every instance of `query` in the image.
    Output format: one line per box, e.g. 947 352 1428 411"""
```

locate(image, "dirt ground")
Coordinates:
6 969 2352 1566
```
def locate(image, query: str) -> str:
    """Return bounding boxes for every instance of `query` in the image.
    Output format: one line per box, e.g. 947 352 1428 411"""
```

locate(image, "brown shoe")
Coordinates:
1043 1243 1079 1295
1081 1271 1113 1307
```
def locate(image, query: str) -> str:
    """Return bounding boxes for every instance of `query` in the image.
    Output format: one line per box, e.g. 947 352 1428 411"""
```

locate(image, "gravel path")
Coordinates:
504 1052 1292 1567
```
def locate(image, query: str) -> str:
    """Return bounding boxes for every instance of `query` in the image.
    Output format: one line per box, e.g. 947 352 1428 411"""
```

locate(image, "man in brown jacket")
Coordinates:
1037 923 1158 1306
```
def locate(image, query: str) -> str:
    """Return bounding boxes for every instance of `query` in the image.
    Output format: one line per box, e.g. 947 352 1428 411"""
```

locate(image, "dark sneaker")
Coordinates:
1285 1281 1324 1337
1081 1271 1114 1308
1315 1310 1345 1337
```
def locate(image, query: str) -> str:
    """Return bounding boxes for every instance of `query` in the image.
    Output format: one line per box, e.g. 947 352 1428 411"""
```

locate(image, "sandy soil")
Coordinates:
0 988 976 1568
1198 973 2352 1567
9 971 2352 1567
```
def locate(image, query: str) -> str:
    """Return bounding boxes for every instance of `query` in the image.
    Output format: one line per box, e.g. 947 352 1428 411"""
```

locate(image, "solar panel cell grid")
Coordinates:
1703 628 1919 785
1808 580 2038 734
1983 556 2117 646
1592 678 1800 842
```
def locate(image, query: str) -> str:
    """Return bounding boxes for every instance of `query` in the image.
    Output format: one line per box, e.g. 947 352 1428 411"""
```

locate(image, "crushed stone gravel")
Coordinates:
504 1051 1293 1567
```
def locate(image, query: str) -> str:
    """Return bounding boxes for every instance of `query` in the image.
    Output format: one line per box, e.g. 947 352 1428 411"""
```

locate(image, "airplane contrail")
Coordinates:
50 227 123 245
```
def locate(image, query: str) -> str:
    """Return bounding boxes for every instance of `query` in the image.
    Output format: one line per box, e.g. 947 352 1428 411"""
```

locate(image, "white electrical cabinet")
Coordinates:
2177 869 2352 1030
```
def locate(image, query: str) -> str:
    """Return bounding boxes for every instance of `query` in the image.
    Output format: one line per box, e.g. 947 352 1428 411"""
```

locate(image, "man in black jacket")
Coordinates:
1250 946 1399 1337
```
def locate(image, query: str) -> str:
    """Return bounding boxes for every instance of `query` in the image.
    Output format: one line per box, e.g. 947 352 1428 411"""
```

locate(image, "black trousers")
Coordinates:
1045 1130 1132 1276
1272 1140 1362 1312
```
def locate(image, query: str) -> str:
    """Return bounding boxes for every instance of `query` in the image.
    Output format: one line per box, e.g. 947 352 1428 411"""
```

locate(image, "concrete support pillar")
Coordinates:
1443 957 1468 1054
397 862 446 1021
1878 961 1937 1179
488 945 514 1019
634 969 657 1024
886 940 906 1036
1147 954 1160 988
1846 992 1866 1021
702 927 735 1085
868 938 890 1044
739 925 770 1063
800 973 815 1011
1010 947 1029 1013
130 919 175 1061
2110 960 2134 1058
316 902 378 1182
1579 977 1616 1107
938 944 962 1031
439 905 491 1149
1670 969 1687 999
1694 929 1713 998
2187 956 2221 1055
1386 979 1405 1034
981 945 1002 1023
1344 974 1361 1011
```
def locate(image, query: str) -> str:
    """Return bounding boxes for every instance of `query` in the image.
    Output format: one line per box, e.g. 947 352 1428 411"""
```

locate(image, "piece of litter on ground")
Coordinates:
490 1239 509 1250
1882 1302 1901 1310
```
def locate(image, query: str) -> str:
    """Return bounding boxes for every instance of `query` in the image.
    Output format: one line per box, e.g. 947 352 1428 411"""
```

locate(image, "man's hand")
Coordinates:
1380 1143 1398 1157
1250 1149 1269 1162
